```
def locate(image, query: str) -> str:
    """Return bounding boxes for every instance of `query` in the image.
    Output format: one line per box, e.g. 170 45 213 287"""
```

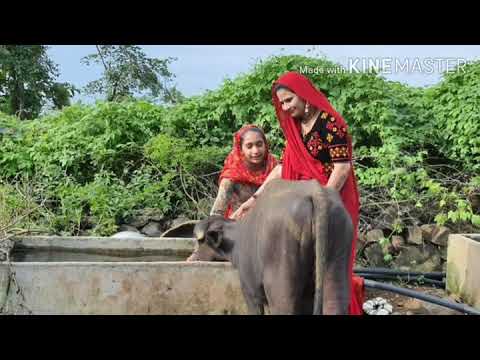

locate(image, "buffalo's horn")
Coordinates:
195 228 205 242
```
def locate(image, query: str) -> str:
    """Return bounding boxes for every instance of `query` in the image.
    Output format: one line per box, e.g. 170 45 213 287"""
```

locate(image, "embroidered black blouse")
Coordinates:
301 111 350 177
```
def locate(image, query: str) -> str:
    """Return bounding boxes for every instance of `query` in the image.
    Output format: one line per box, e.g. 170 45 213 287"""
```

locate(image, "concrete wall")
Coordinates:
1 262 247 315
446 234 480 309
0 236 248 315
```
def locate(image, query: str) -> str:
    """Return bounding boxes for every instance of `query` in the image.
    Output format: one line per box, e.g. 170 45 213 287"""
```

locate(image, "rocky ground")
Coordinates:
357 223 451 273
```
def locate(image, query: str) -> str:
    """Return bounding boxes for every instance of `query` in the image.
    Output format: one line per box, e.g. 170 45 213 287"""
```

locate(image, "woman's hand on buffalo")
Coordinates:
229 196 256 220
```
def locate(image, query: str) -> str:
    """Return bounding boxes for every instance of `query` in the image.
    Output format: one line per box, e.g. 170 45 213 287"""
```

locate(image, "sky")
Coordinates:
47 45 480 103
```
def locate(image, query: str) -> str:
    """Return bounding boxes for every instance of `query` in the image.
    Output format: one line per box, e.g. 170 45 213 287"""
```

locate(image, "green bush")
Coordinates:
427 61 480 172
0 181 51 233
0 101 166 183
1 55 479 235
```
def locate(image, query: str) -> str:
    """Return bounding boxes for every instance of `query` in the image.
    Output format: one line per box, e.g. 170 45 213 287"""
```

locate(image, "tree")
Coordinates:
81 45 184 104
0 45 76 119
50 82 77 109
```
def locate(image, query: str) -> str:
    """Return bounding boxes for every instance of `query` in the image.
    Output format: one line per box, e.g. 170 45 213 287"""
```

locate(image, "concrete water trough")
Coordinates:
0 235 248 315
3 229 479 315
446 233 480 310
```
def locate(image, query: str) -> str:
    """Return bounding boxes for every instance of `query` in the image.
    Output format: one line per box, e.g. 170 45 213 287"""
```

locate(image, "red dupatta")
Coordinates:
272 71 364 315
219 124 278 218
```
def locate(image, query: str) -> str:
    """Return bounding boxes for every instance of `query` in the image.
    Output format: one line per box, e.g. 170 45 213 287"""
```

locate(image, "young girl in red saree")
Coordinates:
186 124 278 261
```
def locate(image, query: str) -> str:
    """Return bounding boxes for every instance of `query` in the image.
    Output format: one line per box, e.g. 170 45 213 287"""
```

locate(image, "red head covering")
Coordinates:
272 72 350 182
220 124 278 185
272 72 364 315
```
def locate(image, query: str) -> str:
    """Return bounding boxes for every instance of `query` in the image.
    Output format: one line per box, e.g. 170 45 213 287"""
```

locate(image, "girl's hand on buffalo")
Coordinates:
230 196 256 220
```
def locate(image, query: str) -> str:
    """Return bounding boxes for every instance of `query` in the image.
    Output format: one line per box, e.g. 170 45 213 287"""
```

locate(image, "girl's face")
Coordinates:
276 88 307 119
241 130 266 166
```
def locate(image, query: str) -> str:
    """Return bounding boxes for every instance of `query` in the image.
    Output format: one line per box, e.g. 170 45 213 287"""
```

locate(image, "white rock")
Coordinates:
376 309 390 315
363 302 374 312
111 231 146 239
384 304 394 313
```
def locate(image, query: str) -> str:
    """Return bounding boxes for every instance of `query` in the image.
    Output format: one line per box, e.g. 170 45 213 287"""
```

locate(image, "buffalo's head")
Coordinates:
193 215 235 261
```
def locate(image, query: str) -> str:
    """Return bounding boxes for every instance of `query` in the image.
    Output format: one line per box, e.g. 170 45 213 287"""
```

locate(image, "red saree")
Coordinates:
272 72 364 315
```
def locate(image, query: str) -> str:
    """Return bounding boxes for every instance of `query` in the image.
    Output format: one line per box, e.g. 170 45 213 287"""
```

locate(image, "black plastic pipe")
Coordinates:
358 273 445 288
354 267 445 280
356 272 442 281
364 279 480 315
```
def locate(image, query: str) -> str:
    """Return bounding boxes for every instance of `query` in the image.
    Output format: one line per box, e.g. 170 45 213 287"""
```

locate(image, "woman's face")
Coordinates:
241 130 266 166
276 88 306 119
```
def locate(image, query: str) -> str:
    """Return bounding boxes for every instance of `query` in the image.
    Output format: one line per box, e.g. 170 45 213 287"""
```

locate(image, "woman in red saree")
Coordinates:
186 124 278 261
231 72 364 315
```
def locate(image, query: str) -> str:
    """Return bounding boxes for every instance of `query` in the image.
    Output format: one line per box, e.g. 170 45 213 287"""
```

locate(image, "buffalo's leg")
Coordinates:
265 292 303 315
299 281 315 315
263 267 304 315
244 296 265 315
322 207 354 315
240 282 265 315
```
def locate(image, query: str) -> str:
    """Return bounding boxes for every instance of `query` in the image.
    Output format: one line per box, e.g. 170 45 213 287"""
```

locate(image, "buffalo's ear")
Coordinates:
196 215 224 249
206 229 223 249
193 219 209 244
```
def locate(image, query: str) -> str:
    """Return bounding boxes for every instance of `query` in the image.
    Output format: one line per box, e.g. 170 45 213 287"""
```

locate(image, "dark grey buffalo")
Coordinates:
193 179 354 315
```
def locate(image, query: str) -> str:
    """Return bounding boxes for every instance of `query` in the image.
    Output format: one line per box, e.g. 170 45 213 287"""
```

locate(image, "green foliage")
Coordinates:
0 103 228 235
161 55 433 156
0 101 166 182
0 183 34 229
145 133 228 174
427 61 480 172
0 179 53 234
144 133 229 218
50 169 179 236
377 236 394 263
160 54 478 230
81 45 183 104
1 54 479 235
0 45 76 119
50 82 78 109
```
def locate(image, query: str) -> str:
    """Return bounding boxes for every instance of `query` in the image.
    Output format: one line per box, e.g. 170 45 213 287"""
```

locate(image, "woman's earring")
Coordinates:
305 102 310 115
